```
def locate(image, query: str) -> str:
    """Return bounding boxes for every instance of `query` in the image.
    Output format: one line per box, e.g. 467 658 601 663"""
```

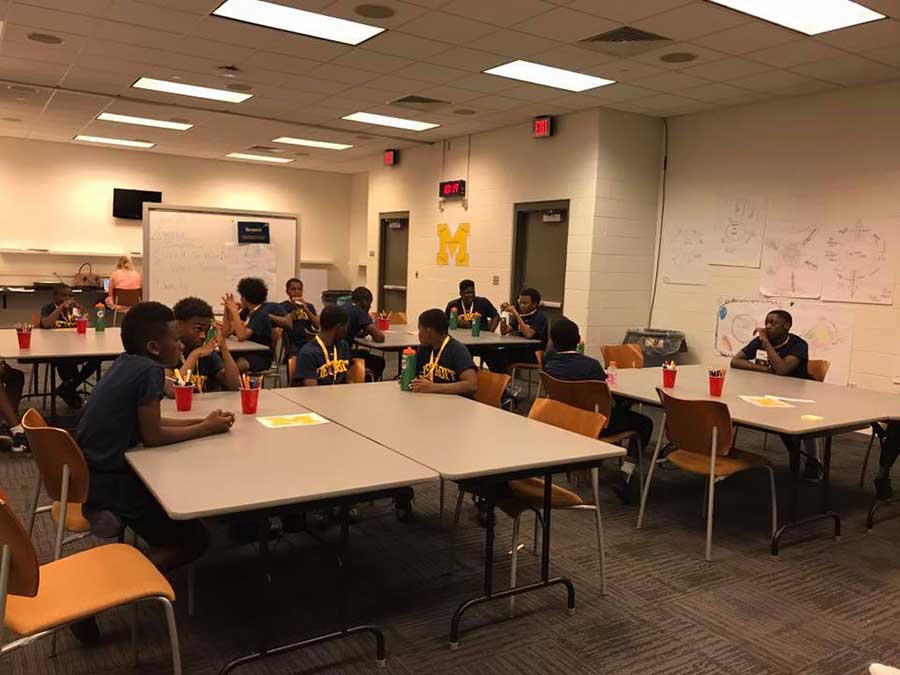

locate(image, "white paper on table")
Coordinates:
256 413 329 429
738 395 795 408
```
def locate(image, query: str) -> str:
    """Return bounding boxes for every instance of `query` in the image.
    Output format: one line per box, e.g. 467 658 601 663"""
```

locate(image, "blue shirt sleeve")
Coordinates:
247 309 272 342
137 365 165 405
786 337 809 360
295 347 321 383
480 298 499 320
449 341 475 376
739 337 763 358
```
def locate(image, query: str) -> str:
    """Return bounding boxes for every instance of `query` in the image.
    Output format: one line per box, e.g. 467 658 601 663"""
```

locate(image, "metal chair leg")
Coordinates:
187 564 196 618
439 478 445 525
26 475 42 537
53 465 70 561
532 511 540 553
131 603 139 666
762 432 769 451
860 434 876 489
449 487 465 574
159 597 183 675
637 415 666 529
508 513 522 617
590 467 608 596
705 427 719 563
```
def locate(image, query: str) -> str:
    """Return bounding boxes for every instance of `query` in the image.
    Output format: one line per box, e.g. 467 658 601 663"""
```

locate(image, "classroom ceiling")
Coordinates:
1 0 899 173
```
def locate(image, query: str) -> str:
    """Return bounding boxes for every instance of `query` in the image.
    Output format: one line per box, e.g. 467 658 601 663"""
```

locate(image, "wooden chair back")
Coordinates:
510 350 545 369
288 356 297 384
600 344 643 369
528 398 607 440
0 499 40 598
30 312 41 329
808 359 830 383
270 326 284 367
390 312 407 325
113 288 142 308
539 372 613 419
348 358 366 384
475 370 511 408
657 389 733 456
21 409 89 503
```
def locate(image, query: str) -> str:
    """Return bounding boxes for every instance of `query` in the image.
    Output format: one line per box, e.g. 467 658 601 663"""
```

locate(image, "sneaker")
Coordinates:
803 460 822 485
10 432 28 454
874 477 893 501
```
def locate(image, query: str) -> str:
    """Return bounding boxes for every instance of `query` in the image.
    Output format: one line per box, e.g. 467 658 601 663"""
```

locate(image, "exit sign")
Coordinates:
439 179 466 198
533 116 553 138
384 149 398 166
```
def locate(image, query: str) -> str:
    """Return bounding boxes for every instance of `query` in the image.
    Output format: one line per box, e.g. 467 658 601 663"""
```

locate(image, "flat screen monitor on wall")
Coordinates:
113 188 162 220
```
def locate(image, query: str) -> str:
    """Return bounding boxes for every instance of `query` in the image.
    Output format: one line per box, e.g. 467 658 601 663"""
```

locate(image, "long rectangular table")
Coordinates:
127 389 437 672
277 381 625 646
610 365 900 553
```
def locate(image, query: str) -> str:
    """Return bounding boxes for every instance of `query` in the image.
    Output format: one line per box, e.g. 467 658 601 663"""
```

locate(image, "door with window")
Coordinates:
378 212 409 314
512 201 569 324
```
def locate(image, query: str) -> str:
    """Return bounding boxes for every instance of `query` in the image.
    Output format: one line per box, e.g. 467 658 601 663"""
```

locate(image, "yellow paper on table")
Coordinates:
738 395 795 408
256 413 329 429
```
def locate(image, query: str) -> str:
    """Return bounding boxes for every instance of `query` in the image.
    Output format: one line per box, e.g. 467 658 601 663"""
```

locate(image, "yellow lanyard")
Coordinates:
316 335 340 383
425 336 451 382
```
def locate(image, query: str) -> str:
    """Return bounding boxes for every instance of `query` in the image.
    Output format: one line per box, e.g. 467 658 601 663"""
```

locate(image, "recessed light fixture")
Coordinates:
707 0 884 35
97 112 193 130
213 0 385 45
453 108 477 115
354 4 395 19
342 111 439 131
225 82 253 92
27 32 63 44
660 52 697 63
484 60 615 92
273 136 353 150
74 135 155 148
226 152 294 163
132 77 252 103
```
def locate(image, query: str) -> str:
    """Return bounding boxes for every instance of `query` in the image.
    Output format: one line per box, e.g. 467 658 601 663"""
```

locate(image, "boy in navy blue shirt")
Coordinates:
346 286 385 380
269 277 319 358
410 309 477 396
294 305 353 386
485 287 548 373
544 317 652 503
165 297 242 396
76 302 234 571
222 277 274 373
445 279 499 332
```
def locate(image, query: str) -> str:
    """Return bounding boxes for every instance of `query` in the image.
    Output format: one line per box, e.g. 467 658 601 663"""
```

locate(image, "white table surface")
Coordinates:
126 389 437 519
0 327 267 360
276 381 624 481
356 324 540 351
611 365 900 435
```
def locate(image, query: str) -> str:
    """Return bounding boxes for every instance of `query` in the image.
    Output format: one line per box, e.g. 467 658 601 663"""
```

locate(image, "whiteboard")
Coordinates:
143 204 299 311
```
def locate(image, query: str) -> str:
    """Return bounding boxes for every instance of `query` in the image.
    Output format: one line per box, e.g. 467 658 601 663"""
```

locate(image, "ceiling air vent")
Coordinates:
580 26 671 58
388 94 450 113
248 145 285 153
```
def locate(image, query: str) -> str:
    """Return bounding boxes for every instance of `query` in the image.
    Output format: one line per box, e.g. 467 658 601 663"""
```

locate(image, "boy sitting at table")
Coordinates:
39 283 102 409
445 279 499 332
410 308 477 397
164 297 242 397
76 302 234 573
221 277 275 374
543 317 652 503
346 286 385 381
0 362 27 453
268 278 319 358
485 287 548 374
294 304 354 386
730 309 821 481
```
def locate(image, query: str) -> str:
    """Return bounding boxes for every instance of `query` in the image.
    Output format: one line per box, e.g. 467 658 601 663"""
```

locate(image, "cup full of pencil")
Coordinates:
16 323 32 350
662 361 677 388
708 367 726 397
376 311 391 332
173 368 194 411
240 374 261 415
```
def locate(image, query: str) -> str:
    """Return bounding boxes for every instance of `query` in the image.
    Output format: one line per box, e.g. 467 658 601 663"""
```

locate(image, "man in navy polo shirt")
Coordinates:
445 279 499 332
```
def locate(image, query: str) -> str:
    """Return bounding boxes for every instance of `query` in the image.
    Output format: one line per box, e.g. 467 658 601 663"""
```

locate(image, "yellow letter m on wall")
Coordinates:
437 222 470 266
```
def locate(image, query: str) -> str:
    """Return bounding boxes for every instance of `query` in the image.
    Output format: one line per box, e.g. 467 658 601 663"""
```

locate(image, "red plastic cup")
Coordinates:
708 375 725 397
174 385 193 412
76 318 88 334
377 317 390 331
662 368 677 388
240 387 260 415
16 331 31 349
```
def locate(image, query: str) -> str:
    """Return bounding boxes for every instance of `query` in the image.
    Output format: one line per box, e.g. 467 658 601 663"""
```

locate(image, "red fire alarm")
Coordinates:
384 149 398 166
533 116 553 138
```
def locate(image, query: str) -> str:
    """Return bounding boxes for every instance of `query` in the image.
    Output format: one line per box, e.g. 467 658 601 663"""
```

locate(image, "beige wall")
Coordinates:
654 80 900 392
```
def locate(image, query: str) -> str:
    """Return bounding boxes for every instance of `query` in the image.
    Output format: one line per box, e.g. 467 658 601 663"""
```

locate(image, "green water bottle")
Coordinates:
449 307 458 330
471 314 481 337
94 303 106 332
400 346 417 391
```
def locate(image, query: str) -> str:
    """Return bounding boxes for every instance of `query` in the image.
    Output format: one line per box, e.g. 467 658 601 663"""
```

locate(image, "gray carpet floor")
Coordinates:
3 401 900 675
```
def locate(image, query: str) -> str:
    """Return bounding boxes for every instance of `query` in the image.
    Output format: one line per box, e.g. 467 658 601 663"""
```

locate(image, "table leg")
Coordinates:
49 362 57 421
449 473 575 650
868 424 900 530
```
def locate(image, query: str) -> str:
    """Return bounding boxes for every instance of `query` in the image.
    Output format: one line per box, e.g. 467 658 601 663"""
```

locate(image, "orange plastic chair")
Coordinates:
0 498 182 673
474 369 511 408
808 359 830 383
600 344 643 369
637 389 777 561
112 288 142 326
348 358 366 384
287 356 297 384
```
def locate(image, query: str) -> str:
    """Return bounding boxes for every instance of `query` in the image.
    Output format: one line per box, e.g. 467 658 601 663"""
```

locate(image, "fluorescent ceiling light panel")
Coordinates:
213 0 384 45
483 60 615 92
342 112 439 131
97 112 193 131
132 77 252 103
273 136 353 150
74 135 155 148
226 152 293 163
707 0 884 35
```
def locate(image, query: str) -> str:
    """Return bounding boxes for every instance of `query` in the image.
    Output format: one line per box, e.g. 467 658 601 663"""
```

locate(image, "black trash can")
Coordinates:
321 289 353 306
622 328 687 367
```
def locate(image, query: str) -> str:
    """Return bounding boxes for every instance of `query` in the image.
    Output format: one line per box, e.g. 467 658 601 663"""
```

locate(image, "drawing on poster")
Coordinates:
821 219 894 305
662 226 707 285
715 299 854 384
708 196 767 268
759 223 823 298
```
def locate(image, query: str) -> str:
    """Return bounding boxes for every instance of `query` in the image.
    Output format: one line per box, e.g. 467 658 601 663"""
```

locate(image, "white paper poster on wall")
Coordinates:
224 243 277 298
714 298 854 384
820 219 894 305
661 225 707 285
759 222 823 299
708 195 767 268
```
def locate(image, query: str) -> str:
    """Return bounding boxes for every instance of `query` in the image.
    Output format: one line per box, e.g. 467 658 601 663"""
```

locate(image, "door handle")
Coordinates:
382 285 407 291
541 301 562 309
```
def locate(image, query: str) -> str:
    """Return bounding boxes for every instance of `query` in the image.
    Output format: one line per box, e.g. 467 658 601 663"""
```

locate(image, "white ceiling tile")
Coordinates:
451 72 522 93
278 73 350 94
364 30 453 58
633 1 750 41
308 62 379 85
582 82 659 101
238 51 323 76
394 12 495 43
467 29 560 58
857 1 900 19
503 83 571 102
631 92 703 113
441 0 553 26
462 93 529 111
392 61 469 84
863 44 900 66
730 69 827 94
678 81 753 102
513 7 618 43
633 70 709 92
1 24 87 64
629 42 726 70
560 0 693 23
104 0 206 34
329 85 393 103
189 16 351 60
329 48 414 73
791 54 899 86
133 0 222 14
683 55 771 80
585 58 665 82
365 73 434 93
530 44 617 70
414 84 484 103
6 3 97 35
817 17 900 51
691 22 798 56
60 66 135 95
317 0 430 28
747 39 846 68
422 46 506 72
0 55 68 84
12 0 113 15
